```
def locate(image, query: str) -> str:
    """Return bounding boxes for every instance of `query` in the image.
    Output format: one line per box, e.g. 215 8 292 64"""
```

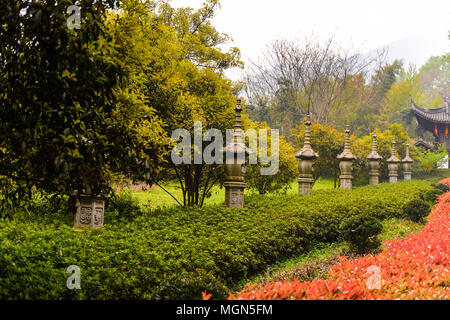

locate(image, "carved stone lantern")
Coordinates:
295 115 318 195
221 99 252 208
337 126 356 190
387 139 401 183
74 194 105 230
366 132 383 185
402 142 413 181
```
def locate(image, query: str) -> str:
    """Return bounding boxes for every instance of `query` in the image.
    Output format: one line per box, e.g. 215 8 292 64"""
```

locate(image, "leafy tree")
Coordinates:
245 122 297 195
0 0 168 211
106 0 244 207
370 60 403 101
413 144 448 174
419 54 449 101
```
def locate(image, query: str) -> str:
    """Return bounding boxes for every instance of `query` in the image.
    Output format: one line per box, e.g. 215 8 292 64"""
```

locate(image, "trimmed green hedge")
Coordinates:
0 181 434 299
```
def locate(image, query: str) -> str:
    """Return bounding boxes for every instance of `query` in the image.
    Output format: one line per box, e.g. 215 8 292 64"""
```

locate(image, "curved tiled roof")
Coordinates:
412 99 450 124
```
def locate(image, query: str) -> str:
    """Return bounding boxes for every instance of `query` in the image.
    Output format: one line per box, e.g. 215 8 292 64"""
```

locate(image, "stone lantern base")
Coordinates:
298 177 314 195
224 181 245 209
369 174 379 185
389 174 398 184
339 174 353 189
403 173 411 181
74 195 105 229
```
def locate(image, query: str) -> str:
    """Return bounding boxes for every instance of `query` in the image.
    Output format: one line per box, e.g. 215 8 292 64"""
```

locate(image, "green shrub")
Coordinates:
106 191 143 220
340 214 383 254
421 183 450 203
402 199 431 223
0 181 434 299
433 183 450 193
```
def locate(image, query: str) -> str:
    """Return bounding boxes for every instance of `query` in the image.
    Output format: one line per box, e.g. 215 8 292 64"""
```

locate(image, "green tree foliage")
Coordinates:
413 144 448 174
419 54 449 101
340 214 383 254
0 0 245 209
371 60 403 101
244 122 297 194
0 0 169 211
105 0 244 207
402 199 431 223
246 50 448 143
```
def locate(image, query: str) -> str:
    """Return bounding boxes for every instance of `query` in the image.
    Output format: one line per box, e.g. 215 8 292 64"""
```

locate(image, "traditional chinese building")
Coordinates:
412 138 434 151
412 97 450 168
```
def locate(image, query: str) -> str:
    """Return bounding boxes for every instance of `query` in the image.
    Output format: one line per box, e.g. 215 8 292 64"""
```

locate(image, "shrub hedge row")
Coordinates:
0 181 435 299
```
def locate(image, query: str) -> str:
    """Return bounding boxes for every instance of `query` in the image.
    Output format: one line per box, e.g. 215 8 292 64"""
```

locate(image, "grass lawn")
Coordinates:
127 169 449 210
129 177 336 209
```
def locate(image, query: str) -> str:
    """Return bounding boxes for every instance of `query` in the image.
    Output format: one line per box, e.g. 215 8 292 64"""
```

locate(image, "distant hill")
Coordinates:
370 30 449 69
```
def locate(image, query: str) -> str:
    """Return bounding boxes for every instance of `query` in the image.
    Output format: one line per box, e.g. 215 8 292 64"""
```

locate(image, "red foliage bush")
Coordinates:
227 192 450 300
439 178 450 188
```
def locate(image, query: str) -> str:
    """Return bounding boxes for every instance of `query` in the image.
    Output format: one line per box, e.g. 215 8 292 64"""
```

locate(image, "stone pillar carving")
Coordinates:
295 115 318 195
366 132 383 185
387 139 401 183
402 142 413 181
337 126 356 189
222 99 252 208
74 195 105 229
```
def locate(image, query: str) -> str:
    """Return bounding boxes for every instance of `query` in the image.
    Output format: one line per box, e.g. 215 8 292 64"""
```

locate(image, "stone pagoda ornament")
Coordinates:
222 99 252 209
387 138 401 183
366 132 383 185
295 115 318 195
337 126 356 189
402 142 413 181
74 194 105 230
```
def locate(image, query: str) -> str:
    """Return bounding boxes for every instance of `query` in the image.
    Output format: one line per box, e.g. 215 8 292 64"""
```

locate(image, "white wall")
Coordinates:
438 155 449 169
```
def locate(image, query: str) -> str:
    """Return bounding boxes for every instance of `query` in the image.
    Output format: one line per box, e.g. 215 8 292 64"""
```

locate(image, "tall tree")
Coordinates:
0 0 168 210
106 0 244 207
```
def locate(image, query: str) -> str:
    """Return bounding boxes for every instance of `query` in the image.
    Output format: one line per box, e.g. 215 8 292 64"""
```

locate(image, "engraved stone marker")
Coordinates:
74 195 105 229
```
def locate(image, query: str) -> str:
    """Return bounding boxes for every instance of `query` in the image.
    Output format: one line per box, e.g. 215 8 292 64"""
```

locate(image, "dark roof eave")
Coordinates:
412 101 450 124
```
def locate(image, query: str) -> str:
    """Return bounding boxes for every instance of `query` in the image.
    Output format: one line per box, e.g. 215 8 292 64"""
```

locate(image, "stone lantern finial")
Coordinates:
371 133 377 152
295 114 318 195
367 132 383 185
387 138 401 183
402 142 413 181
337 126 356 189
234 99 243 130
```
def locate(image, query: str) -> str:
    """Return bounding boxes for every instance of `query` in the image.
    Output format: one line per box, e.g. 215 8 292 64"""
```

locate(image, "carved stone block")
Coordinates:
74 196 105 229
225 183 245 209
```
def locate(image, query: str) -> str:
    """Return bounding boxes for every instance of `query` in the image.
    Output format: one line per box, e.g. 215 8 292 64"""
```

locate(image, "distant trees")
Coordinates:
105 0 244 207
244 35 381 137
244 122 297 195
293 121 416 187
414 145 448 174
244 35 448 143
372 54 448 138
418 54 449 101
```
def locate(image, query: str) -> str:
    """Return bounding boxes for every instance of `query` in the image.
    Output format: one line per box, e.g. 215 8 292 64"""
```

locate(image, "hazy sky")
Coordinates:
171 0 449 80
